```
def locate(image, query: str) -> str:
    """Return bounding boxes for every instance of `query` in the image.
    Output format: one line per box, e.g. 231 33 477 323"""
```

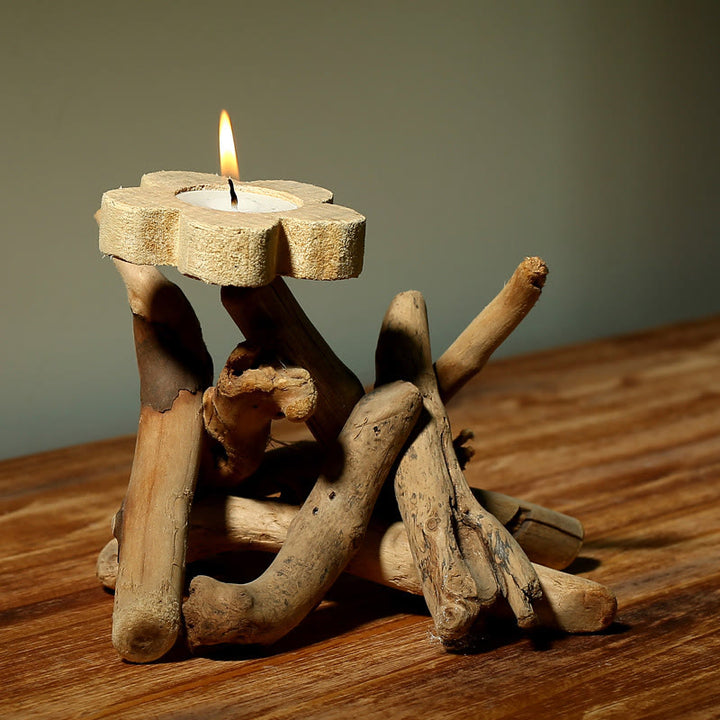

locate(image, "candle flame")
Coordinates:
219 109 239 179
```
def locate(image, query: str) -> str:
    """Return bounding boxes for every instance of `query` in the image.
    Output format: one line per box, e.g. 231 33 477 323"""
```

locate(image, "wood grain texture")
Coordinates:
376 290 541 637
2 316 720 718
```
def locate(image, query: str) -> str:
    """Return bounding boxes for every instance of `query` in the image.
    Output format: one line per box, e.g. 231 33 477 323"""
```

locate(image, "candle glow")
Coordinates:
219 109 240 180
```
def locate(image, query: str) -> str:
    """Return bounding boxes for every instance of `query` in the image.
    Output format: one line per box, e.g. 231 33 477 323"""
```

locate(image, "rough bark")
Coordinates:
376 290 542 642
202 342 316 485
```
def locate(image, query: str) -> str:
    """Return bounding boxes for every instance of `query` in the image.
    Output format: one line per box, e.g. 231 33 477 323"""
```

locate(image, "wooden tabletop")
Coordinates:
2 316 720 719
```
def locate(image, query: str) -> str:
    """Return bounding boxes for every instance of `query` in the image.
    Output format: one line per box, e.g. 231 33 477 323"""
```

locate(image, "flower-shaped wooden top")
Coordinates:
98 171 365 286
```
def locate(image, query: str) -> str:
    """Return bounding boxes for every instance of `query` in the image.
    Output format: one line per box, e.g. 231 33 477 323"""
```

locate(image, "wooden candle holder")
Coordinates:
99 171 365 286
97 177 615 663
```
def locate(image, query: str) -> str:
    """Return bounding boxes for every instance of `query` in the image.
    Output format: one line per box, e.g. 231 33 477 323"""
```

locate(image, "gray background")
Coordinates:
1 1 719 460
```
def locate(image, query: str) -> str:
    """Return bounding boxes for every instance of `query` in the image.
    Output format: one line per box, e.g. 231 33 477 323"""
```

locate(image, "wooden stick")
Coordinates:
202 342 316 485
238 442 584 570
111 259 213 663
435 257 548 402
222 278 365 445
97 496 615 634
376 291 541 642
182 381 423 649
221 258 546 442
474 488 583 570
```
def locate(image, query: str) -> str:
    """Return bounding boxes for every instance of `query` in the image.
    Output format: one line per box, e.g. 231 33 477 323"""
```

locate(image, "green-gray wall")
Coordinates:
2 1 719 459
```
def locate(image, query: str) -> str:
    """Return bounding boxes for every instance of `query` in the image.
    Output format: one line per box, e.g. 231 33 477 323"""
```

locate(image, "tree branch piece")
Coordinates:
203 342 317 485
435 256 548 403
183 381 423 648
376 290 541 642
111 259 213 663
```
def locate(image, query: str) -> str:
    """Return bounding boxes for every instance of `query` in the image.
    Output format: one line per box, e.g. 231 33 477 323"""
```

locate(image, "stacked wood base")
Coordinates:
99 257 617 663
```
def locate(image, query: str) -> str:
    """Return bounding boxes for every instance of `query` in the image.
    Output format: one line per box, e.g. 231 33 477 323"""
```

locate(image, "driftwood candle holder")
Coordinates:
96 173 616 663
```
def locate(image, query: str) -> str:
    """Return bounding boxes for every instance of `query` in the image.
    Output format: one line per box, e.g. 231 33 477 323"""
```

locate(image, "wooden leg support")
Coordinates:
101 255 610 656
111 259 213 663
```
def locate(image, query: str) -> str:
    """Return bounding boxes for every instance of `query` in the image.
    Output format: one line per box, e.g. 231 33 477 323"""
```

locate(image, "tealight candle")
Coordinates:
177 186 299 213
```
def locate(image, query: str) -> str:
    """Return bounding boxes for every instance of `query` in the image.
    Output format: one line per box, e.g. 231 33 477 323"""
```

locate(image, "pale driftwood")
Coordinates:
435 257 548 402
202 343 316 485
222 278 365 444
99 171 365 286
111 259 213 663
232 442 584 569
376 291 541 642
97 496 615 634
474 488 583 570
221 257 547 442
182 381 423 649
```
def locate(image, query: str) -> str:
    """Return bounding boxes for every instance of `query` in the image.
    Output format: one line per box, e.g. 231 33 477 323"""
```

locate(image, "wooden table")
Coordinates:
2 317 719 719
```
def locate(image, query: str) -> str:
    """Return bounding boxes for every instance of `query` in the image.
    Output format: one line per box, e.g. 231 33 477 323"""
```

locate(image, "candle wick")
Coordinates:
228 178 239 209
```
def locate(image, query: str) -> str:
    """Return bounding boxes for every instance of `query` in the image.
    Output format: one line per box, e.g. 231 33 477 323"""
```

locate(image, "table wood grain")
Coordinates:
2 316 720 719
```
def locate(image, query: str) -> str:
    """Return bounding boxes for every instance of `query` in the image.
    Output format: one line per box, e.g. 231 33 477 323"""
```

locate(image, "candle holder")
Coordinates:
96 174 616 664
99 171 365 286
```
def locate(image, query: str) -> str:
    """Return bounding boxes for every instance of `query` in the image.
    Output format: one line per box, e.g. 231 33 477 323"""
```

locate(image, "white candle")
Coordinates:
177 188 299 213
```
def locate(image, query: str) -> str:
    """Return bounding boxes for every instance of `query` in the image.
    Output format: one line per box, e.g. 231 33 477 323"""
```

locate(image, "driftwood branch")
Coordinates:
111 259 213 663
182 381 423 649
376 290 542 642
202 342 317 485
97 496 615 634
226 442 584 569
221 278 365 444
435 257 548 402
221 259 548 444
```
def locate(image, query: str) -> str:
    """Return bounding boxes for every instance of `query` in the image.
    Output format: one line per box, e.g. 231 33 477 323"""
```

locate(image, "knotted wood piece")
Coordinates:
202 342 317 485
98 496 614 633
182 381 423 649
222 278 365 445
111 259 213 663
376 291 542 643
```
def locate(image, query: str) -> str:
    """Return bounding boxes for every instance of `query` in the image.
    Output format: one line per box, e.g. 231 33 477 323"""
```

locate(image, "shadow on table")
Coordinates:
185 564 428 662
442 610 630 657
581 532 683 551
